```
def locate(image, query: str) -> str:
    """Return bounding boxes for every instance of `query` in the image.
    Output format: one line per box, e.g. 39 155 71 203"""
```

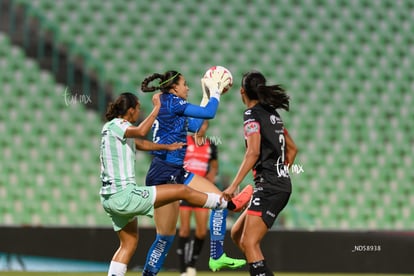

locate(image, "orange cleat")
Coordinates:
231 185 253 212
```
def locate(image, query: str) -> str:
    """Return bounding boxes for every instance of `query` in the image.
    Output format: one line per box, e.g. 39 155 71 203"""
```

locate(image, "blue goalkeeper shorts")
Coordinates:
145 157 194 186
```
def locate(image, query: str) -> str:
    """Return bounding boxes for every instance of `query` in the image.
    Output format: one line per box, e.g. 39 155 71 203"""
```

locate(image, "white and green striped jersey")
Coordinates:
100 118 136 195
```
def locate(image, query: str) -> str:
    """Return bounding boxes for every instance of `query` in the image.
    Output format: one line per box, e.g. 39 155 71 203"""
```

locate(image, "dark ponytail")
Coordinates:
141 71 181 93
242 71 290 111
105 92 139 121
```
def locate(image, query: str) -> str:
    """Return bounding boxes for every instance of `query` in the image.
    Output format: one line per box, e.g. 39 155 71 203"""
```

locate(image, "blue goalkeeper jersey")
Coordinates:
151 92 219 165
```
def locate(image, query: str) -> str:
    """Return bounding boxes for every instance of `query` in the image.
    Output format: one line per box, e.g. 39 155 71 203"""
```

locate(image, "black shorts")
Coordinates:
247 184 291 228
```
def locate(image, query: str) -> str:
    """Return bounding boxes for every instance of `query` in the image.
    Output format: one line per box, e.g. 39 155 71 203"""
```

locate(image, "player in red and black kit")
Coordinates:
177 121 219 276
223 71 298 276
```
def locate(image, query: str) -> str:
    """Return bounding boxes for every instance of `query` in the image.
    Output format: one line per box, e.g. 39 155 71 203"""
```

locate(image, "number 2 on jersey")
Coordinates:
152 119 160 143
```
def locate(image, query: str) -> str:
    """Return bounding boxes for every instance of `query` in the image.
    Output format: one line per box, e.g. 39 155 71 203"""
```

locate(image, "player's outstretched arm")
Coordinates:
181 76 223 119
183 100 218 120
223 132 260 199
135 139 185 151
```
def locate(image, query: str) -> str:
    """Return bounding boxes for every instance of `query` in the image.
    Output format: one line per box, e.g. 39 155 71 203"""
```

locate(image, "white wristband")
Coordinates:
210 90 221 102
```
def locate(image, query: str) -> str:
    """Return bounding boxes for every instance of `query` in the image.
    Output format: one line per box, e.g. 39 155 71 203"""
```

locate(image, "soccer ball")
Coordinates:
204 65 233 94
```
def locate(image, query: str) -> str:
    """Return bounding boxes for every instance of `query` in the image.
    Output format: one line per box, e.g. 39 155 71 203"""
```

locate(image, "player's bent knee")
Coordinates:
240 236 258 251
179 228 191 237
230 228 241 246
177 184 191 197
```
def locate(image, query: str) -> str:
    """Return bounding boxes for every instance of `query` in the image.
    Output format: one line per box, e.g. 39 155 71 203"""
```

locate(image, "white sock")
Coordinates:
203 193 227 209
108 261 127 276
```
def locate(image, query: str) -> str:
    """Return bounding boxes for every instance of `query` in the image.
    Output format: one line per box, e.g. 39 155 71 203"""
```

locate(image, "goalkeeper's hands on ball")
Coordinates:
200 72 231 106
200 77 218 106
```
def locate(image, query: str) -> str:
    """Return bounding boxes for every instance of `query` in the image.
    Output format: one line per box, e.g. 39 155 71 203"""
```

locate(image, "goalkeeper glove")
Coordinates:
200 78 210 107
200 77 220 106
210 69 231 94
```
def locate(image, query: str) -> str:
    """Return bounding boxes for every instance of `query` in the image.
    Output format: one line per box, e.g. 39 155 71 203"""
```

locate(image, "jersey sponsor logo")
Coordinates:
179 100 187 105
244 109 252 115
244 122 260 136
270 114 282 125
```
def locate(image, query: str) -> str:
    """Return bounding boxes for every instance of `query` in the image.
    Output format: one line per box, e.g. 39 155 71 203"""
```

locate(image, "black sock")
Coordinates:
249 260 273 276
188 237 205 267
176 236 189 273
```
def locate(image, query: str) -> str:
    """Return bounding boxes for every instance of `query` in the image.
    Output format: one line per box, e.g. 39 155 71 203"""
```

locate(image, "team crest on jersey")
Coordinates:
244 121 260 136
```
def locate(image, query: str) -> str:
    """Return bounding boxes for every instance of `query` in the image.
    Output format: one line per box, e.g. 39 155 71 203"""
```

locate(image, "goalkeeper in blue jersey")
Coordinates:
140 71 252 276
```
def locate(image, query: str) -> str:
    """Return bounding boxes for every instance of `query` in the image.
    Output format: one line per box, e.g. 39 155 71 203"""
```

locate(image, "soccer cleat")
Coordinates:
231 184 253 212
209 253 246 272
186 267 196 276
